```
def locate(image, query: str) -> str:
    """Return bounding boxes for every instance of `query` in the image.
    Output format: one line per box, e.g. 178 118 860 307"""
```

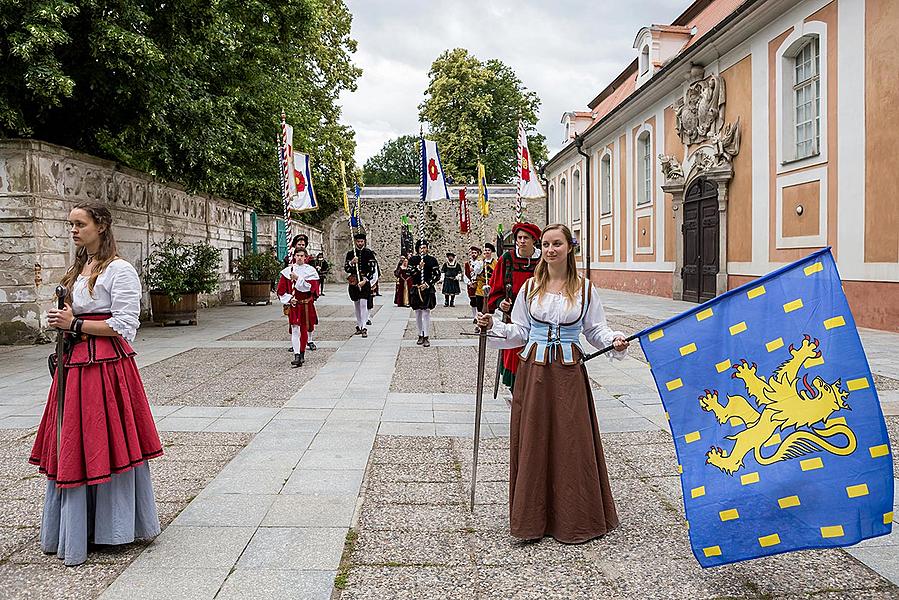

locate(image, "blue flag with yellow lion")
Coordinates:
639 248 893 567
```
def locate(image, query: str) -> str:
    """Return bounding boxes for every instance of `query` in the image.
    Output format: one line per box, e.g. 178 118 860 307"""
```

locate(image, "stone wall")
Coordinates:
318 185 546 283
0 139 320 344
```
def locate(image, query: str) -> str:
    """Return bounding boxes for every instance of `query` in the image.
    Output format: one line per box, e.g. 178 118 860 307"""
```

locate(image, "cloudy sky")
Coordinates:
339 0 687 166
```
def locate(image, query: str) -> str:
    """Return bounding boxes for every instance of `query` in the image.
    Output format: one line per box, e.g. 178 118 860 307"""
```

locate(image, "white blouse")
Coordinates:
71 258 142 342
279 264 319 304
489 279 627 359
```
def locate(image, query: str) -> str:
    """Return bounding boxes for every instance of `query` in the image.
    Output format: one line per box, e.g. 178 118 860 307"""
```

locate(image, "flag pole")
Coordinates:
515 120 523 223
418 126 425 243
279 111 292 243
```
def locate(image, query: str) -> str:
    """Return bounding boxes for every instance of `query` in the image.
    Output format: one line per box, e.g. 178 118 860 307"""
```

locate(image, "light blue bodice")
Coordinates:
519 281 591 365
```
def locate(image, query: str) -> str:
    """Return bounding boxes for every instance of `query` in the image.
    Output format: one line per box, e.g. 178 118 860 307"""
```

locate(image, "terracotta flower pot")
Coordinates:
240 281 272 305
150 291 198 326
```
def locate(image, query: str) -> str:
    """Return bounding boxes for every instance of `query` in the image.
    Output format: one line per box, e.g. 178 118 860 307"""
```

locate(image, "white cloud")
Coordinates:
340 0 686 165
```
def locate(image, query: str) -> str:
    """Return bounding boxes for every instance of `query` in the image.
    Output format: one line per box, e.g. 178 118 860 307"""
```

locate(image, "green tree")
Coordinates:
0 0 360 222
363 134 420 185
418 48 547 184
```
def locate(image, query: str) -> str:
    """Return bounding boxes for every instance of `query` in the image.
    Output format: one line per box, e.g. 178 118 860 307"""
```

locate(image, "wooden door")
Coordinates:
681 179 719 303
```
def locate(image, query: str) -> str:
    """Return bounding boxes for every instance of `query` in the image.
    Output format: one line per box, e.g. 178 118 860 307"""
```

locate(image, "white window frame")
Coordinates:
640 46 650 75
636 130 653 206
792 37 820 160
600 150 613 216
572 169 581 223
776 21 828 173
559 177 567 225
548 183 555 223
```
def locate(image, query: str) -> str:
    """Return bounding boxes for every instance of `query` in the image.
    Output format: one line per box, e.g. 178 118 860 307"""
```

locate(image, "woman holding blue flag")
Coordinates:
476 224 628 543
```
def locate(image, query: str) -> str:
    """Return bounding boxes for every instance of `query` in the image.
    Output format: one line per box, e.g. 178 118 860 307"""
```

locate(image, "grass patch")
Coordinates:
334 528 359 591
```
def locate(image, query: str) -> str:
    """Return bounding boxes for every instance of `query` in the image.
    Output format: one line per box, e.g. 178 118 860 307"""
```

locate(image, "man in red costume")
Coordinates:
486 221 542 390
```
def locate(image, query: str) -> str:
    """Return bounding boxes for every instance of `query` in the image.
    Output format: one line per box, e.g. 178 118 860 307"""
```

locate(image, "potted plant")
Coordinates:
236 251 282 305
145 237 221 325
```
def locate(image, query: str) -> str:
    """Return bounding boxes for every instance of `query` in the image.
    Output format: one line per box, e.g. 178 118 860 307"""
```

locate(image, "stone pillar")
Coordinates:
663 182 687 301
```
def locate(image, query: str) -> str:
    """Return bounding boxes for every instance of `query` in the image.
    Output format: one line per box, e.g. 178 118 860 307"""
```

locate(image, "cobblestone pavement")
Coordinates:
1 285 897 599
337 434 899 600
0 429 249 600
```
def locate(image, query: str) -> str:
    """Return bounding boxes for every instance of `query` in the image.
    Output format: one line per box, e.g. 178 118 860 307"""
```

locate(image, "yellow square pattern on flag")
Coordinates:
869 445 890 459
696 308 714 321
804 262 823 275
680 343 697 356
824 316 845 330
703 546 721 557
886 512 894 525
719 509 740 521
846 377 869 391
667 378 683 391
778 495 801 508
766 338 784 352
740 472 759 485
685 431 701 443
820 525 844 538
783 299 804 313
715 359 731 373
729 322 747 335
758 534 781 547
801 457 824 471
648 329 664 341
846 484 869 498
691 486 706 499
747 285 766 299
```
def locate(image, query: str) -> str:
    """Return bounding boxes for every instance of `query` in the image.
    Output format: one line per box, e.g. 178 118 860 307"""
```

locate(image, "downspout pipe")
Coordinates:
574 133 592 284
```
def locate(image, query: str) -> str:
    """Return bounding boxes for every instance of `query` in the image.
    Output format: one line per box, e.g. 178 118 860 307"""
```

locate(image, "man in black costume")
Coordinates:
344 232 377 338
408 240 441 347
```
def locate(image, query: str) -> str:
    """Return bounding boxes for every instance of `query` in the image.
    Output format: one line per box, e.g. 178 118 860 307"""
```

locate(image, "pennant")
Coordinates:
420 137 450 202
477 161 490 217
282 124 318 215
518 121 545 199
340 160 350 217
638 248 893 567
350 183 362 228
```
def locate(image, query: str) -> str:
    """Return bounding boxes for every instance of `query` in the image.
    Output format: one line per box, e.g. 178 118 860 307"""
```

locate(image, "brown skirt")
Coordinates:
509 351 619 543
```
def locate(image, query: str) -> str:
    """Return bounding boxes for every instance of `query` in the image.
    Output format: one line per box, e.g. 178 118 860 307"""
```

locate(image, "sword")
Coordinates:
461 286 503 512
492 283 512 399
54 285 67 459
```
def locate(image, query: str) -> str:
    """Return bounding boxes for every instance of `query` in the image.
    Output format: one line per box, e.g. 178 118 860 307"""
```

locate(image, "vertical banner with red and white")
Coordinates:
281 122 319 218
518 121 545 200
459 187 470 234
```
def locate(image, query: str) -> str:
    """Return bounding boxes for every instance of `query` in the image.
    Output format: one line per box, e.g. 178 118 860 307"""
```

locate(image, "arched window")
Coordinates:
572 170 581 222
792 36 820 160
600 154 612 215
559 178 567 224
548 183 555 222
640 45 650 75
637 132 652 205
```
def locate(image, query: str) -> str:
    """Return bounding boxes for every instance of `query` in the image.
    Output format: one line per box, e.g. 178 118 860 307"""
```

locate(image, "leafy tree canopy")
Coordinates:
362 134 419 185
419 48 547 184
0 0 360 222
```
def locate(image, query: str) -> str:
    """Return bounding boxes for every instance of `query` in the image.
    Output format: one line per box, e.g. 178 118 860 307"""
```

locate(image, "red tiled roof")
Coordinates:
585 0 748 119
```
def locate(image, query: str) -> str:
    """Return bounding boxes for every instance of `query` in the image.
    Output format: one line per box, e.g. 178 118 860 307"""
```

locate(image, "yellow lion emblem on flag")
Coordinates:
699 334 856 475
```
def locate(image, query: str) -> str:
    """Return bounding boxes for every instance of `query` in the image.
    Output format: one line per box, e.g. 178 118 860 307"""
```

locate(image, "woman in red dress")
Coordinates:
29 201 163 566
393 255 413 307
277 248 320 367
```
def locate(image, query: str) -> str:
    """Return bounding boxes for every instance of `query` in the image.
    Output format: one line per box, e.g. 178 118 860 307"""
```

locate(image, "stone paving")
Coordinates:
0 429 249 600
0 285 897 599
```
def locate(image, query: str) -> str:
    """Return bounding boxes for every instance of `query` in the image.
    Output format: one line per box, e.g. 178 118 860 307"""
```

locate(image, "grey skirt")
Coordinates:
40 462 161 566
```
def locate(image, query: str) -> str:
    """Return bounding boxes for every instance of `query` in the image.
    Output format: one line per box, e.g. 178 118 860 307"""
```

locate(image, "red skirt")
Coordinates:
286 292 317 329
29 323 163 489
